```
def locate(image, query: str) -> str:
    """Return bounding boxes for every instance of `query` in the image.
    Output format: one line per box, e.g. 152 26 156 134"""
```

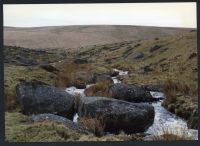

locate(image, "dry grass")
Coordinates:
4 88 17 111
162 79 193 104
150 126 195 141
74 94 81 112
55 63 79 87
79 116 106 137
84 80 112 97
55 62 110 88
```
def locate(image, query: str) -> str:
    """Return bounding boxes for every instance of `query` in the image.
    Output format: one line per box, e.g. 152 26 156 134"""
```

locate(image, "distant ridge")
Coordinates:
4 25 195 49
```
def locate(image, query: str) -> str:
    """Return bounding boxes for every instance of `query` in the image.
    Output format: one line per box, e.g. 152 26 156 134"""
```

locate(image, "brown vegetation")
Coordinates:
151 126 194 141
55 62 91 88
5 88 17 111
79 116 105 137
162 79 195 104
84 80 112 97
4 25 191 49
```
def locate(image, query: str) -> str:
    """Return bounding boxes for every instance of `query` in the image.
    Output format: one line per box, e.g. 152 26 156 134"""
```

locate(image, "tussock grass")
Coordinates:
79 116 106 137
74 94 81 112
55 62 110 88
150 126 195 141
162 79 196 104
84 80 112 97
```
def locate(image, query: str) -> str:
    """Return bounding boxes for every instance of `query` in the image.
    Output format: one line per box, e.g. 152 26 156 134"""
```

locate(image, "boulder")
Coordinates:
32 113 91 134
108 83 158 102
141 84 162 92
74 58 88 64
40 64 59 72
110 48 119 51
132 52 144 60
141 65 153 73
150 45 161 52
4 56 39 66
16 80 75 119
78 96 155 134
123 47 133 56
188 52 197 60
108 70 119 77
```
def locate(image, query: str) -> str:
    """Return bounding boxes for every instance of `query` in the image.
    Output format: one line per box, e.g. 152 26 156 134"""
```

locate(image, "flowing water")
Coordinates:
65 69 198 140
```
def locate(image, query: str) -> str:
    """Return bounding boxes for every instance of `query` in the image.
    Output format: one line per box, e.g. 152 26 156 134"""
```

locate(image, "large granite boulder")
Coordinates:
16 80 75 119
74 58 88 64
132 52 144 60
40 64 59 73
78 96 155 134
108 83 158 102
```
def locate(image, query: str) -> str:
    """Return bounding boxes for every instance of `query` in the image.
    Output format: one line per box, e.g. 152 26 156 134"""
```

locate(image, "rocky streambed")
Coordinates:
65 69 198 139
15 69 198 140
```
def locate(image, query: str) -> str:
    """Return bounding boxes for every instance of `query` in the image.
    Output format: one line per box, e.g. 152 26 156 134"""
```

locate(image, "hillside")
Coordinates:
4 26 198 141
4 25 194 49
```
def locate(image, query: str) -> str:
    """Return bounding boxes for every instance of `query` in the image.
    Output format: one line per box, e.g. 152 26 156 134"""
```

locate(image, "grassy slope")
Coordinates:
79 31 197 87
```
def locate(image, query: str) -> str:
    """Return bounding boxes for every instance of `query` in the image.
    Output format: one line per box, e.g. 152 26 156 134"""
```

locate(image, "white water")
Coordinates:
65 68 198 140
146 92 198 140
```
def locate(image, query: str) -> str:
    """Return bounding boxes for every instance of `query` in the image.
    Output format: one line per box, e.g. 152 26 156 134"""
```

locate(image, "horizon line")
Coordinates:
4 24 197 29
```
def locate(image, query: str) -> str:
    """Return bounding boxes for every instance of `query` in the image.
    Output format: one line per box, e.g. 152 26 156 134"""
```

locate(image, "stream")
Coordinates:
65 69 198 140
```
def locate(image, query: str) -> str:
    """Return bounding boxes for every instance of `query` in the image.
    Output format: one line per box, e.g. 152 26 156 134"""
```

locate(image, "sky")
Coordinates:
3 3 197 28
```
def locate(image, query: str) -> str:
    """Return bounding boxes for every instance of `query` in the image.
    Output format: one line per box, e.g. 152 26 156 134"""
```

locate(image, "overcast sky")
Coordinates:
3 3 197 28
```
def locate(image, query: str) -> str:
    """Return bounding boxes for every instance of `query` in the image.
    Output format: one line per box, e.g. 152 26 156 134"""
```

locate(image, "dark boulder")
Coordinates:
141 65 153 73
4 56 39 66
132 52 144 60
78 96 155 134
32 113 91 134
108 83 158 102
74 58 88 64
188 52 197 60
16 80 75 119
159 48 168 53
141 84 162 92
40 64 59 72
110 48 119 51
123 47 133 56
150 45 161 52
134 44 141 47
108 71 119 77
